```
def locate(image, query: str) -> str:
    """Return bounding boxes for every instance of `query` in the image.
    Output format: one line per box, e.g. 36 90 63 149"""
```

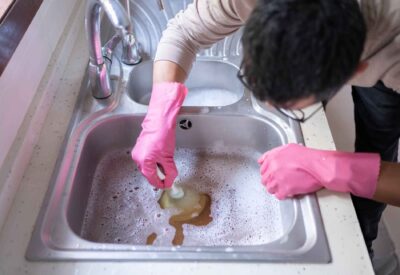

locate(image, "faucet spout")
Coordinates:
85 0 141 99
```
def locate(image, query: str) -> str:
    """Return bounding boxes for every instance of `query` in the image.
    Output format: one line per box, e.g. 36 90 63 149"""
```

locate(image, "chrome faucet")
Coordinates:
85 0 141 99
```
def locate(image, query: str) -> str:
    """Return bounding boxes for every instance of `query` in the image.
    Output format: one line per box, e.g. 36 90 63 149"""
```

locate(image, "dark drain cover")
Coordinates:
179 119 192 130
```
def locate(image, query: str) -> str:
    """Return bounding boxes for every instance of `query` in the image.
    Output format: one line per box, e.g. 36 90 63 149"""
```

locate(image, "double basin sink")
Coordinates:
27 0 330 262
27 56 330 262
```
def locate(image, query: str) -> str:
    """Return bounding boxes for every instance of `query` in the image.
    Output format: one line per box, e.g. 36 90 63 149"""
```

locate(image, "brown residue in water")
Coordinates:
146 232 157 245
168 194 212 245
146 193 213 246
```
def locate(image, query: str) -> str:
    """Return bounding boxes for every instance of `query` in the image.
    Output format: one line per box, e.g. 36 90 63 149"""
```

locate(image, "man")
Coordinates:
131 0 400 258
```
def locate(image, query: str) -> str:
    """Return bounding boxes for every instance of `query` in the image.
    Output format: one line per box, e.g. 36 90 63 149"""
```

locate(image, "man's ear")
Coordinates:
355 61 368 75
347 61 368 85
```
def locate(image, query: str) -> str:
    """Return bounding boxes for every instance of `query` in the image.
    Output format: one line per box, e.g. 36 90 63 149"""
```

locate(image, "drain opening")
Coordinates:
179 119 192 130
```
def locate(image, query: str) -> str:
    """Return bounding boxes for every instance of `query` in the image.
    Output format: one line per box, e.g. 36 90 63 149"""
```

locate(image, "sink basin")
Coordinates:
27 111 330 261
128 60 243 106
74 115 286 246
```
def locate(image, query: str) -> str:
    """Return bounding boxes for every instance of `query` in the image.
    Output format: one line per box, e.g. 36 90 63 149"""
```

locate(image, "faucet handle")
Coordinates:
121 32 142 65
102 34 122 61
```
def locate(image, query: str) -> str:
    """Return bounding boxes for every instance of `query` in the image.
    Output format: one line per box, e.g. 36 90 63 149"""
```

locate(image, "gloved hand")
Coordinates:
131 82 188 189
258 143 381 200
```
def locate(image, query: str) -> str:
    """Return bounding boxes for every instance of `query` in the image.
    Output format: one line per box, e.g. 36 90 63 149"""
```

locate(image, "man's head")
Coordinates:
241 0 366 108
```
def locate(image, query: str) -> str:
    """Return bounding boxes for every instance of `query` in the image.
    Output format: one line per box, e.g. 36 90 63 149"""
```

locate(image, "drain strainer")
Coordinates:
179 119 192 130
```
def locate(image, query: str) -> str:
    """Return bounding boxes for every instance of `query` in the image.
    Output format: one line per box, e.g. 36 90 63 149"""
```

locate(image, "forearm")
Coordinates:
373 161 400 207
153 60 187 84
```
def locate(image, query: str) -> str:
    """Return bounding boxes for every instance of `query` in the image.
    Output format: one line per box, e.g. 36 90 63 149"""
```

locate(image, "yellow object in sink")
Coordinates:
156 165 207 221
159 187 207 221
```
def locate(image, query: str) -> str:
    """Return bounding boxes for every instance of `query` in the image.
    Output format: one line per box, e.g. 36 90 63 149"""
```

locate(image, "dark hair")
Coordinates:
241 0 366 105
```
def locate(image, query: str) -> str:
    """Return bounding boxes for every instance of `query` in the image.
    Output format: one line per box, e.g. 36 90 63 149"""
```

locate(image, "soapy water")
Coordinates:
140 88 242 107
81 146 283 246
183 88 242 106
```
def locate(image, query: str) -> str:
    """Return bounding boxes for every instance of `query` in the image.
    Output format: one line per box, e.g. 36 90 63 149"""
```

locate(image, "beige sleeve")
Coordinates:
154 0 256 74
350 0 400 92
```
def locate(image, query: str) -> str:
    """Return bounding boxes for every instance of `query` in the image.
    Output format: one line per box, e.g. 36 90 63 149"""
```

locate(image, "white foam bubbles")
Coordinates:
183 88 241 106
174 147 283 246
81 149 175 245
81 146 283 246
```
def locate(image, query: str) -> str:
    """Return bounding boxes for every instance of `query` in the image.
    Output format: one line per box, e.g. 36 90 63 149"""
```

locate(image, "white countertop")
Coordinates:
0 1 373 274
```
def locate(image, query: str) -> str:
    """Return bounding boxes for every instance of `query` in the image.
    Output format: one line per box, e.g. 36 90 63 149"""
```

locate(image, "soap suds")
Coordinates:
139 88 242 107
81 146 283 246
183 88 242 106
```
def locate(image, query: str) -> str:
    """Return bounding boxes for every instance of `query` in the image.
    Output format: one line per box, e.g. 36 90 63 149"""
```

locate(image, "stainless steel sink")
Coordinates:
26 76 330 261
26 0 330 262
128 60 244 106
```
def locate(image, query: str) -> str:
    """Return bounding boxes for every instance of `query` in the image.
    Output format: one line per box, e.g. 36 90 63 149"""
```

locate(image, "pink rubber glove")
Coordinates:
258 143 381 200
131 82 188 189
